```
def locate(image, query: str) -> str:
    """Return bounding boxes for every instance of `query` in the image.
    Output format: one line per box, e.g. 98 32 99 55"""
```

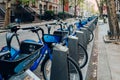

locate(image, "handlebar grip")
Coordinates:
49 23 57 25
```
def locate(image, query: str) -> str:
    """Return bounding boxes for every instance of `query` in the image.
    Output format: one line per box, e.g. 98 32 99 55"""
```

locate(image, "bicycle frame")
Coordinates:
30 43 52 71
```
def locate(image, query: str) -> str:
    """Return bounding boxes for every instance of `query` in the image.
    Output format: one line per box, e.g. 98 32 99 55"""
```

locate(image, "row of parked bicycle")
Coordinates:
0 16 98 80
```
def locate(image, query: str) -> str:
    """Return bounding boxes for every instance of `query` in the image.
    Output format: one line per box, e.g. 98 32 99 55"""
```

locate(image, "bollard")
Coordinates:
50 44 69 80
79 28 88 49
68 36 79 64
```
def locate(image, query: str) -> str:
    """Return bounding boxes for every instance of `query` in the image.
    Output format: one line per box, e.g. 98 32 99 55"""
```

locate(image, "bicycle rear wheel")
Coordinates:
78 43 88 69
42 56 83 80
87 28 94 42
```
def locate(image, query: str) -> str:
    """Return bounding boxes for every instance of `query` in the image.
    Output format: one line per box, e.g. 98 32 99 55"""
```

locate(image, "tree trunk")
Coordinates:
63 0 65 13
107 0 120 38
4 0 11 28
105 0 114 34
95 0 103 18
95 0 101 13
74 0 77 17
62 0 65 19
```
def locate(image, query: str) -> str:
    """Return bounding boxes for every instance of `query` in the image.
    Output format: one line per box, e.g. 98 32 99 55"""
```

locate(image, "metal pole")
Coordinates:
63 0 65 19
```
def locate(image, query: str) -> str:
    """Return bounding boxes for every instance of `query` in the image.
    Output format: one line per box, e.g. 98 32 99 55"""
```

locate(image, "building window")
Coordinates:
49 5 52 10
44 5 47 11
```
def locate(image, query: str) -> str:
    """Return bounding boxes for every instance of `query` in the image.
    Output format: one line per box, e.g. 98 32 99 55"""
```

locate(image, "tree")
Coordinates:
4 0 11 28
59 0 68 13
105 0 120 39
75 0 84 17
69 0 84 17
58 0 68 19
95 0 120 39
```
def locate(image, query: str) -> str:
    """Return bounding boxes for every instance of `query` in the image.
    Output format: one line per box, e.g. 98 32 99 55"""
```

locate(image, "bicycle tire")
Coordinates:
87 28 94 42
42 56 83 80
78 43 88 69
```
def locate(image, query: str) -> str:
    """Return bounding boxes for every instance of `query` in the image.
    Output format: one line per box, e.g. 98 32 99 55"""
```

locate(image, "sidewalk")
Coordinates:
97 20 120 80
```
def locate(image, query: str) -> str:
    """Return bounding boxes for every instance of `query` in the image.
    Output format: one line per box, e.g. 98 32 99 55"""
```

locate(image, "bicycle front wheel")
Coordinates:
42 56 83 80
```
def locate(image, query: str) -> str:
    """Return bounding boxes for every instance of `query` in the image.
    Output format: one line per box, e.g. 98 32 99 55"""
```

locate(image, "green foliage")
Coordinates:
44 10 54 16
57 12 65 19
77 0 84 6
57 12 73 19
69 0 84 7
44 10 55 20
17 0 35 5
59 0 69 5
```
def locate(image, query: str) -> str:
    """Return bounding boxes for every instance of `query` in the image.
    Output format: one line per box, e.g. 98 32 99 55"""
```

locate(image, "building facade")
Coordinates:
37 0 59 14
37 0 70 14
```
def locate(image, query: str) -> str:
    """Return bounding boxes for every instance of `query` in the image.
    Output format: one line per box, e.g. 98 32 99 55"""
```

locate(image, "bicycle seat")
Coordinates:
53 31 69 39
0 41 43 78
7 23 20 32
43 34 63 43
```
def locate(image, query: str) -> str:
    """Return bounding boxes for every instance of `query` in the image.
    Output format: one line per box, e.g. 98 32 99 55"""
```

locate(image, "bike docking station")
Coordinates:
68 36 79 64
50 44 69 80
73 17 98 80
84 25 92 36
50 17 98 80
76 31 86 54
88 19 97 31
79 27 89 46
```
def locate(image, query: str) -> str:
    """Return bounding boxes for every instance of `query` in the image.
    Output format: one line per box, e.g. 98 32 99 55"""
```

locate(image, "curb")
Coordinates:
103 35 120 43
0 30 7 33
82 30 95 80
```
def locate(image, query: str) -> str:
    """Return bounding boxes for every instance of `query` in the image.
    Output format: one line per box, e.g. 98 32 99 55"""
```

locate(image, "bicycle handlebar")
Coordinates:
21 26 44 39
21 27 35 30
22 26 44 33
